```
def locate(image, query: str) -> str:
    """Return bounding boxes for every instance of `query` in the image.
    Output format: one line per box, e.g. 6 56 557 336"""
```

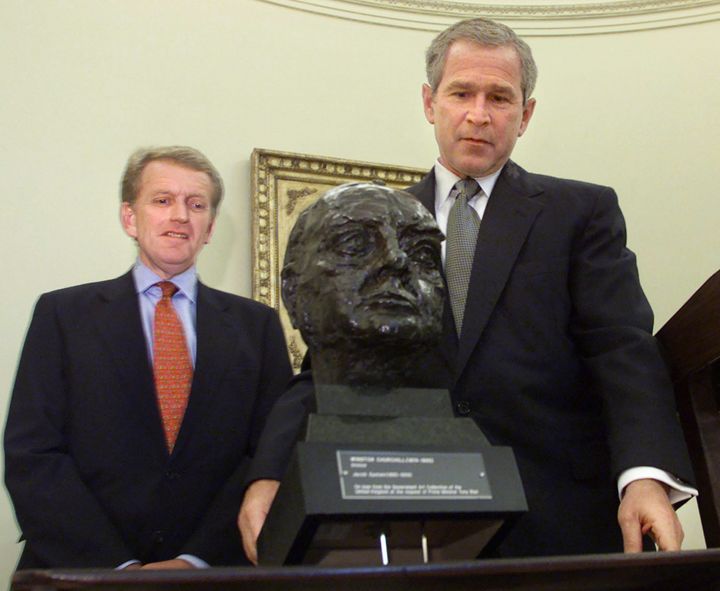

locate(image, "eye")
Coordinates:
152 196 170 205
329 228 373 257
407 240 441 270
490 93 510 104
188 198 209 211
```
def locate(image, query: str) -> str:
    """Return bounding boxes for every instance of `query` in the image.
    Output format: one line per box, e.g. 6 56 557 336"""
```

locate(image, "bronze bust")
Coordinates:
282 182 445 388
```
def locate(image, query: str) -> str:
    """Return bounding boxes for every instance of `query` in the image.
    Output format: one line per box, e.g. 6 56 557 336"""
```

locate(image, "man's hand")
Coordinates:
141 559 194 569
618 478 684 552
238 479 281 565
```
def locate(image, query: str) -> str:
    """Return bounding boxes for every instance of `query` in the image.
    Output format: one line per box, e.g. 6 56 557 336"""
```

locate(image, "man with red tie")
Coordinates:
4 146 292 569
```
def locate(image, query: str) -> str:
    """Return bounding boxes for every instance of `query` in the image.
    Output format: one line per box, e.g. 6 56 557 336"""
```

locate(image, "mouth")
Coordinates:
461 137 491 146
163 231 189 240
363 290 417 311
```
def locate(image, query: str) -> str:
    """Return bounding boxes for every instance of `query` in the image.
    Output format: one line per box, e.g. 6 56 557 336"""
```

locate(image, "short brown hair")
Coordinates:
426 18 538 103
121 146 224 216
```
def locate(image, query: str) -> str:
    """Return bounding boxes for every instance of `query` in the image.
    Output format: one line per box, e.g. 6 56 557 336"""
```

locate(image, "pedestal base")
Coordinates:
258 442 526 566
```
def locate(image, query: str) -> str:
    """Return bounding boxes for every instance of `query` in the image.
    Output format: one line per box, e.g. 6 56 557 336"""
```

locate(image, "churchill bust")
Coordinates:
259 185 510 569
281 182 445 388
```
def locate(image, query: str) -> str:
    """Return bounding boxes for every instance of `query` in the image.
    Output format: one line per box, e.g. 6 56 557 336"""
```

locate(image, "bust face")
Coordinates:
282 183 445 354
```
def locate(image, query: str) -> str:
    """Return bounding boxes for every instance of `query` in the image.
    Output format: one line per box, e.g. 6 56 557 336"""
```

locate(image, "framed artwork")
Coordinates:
251 148 427 371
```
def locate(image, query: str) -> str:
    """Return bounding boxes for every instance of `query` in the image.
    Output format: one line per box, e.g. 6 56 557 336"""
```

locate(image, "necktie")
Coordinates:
446 178 482 336
153 281 193 452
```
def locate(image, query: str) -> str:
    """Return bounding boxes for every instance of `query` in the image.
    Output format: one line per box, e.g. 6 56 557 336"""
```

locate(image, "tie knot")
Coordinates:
157 281 178 299
453 178 481 203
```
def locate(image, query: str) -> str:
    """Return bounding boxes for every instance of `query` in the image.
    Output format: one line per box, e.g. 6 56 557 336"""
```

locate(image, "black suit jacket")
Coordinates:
404 161 694 556
4 271 292 568
250 160 694 558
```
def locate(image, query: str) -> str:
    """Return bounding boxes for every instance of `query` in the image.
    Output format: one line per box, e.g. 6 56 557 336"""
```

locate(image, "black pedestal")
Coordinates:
257 386 527 566
258 441 526 565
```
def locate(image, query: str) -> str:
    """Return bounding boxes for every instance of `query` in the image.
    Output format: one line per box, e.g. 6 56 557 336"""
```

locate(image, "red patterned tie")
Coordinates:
153 281 193 452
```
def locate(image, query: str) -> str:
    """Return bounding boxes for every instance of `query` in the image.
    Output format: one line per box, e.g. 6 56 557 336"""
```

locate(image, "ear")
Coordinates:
204 218 216 245
280 270 299 329
120 202 137 239
422 84 436 125
518 97 536 137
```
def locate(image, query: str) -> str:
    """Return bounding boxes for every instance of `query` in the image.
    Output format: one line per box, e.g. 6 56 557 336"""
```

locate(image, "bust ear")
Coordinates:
281 269 299 329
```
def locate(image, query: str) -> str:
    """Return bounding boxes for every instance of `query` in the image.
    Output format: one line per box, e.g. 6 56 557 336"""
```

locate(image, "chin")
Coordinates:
455 153 497 176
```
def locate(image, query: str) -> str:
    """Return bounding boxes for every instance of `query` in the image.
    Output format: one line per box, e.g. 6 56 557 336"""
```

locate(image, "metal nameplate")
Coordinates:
337 450 492 500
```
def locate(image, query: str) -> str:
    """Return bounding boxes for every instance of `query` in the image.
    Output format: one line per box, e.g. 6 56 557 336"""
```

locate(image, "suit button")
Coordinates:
456 401 471 416
153 530 164 544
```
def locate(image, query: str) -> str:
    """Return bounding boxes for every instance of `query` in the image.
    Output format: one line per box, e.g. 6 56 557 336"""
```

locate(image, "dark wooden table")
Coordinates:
12 549 720 591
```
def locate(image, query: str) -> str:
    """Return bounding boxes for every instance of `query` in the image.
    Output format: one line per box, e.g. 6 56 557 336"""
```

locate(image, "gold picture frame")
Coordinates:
251 148 427 371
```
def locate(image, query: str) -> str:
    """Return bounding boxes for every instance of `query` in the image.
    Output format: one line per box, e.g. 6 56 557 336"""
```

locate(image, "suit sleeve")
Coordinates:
568 187 694 484
243 366 315 485
179 307 295 565
3 295 134 567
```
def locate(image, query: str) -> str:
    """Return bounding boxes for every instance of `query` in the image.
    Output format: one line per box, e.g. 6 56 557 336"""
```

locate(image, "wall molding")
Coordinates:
258 0 720 34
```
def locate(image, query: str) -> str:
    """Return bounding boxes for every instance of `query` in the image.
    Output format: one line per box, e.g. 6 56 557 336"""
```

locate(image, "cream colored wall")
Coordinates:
1 0 717 581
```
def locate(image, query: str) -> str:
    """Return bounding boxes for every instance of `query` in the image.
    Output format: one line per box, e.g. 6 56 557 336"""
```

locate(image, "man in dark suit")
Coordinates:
238 18 696 561
4 146 293 569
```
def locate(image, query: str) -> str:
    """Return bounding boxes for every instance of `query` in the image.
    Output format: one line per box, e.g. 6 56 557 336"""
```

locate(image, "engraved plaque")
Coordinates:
337 450 491 500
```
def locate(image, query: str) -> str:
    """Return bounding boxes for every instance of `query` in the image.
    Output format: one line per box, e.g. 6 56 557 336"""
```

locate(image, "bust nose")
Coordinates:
384 239 408 270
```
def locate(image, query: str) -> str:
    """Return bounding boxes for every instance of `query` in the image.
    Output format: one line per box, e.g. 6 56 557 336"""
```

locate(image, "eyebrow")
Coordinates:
445 79 516 95
399 224 443 238
151 190 208 199
444 80 474 92
326 214 382 228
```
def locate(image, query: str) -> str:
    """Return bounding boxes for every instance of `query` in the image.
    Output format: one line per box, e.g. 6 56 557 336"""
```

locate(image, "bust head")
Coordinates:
282 182 445 387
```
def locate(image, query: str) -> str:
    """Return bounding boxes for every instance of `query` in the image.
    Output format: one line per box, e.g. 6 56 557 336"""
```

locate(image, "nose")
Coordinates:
466 97 490 125
384 237 409 271
170 200 189 222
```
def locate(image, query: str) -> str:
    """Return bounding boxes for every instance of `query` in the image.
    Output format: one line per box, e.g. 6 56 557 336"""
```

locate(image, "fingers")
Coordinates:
619 510 644 553
141 559 193 569
238 479 281 565
647 514 684 552
238 506 260 565
618 478 683 554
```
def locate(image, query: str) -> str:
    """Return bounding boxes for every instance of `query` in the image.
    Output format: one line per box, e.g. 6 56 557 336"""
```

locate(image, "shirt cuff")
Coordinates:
618 467 699 505
177 554 209 568
116 560 140 570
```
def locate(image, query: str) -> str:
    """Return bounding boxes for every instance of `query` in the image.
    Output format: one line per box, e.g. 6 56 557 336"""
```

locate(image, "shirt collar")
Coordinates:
433 159 503 209
131 260 198 303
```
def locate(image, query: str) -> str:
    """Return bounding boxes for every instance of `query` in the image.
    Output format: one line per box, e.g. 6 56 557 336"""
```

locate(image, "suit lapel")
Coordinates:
454 161 544 380
91 272 168 457
409 171 459 373
412 170 436 214
172 283 236 454
411 165 544 384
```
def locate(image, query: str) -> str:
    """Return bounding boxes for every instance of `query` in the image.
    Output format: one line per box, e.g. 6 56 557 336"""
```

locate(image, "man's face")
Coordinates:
287 188 444 350
422 40 535 178
121 160 215 279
